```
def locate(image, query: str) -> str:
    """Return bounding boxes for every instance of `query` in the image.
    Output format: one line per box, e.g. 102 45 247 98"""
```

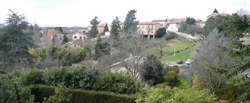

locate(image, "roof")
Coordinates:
207 13 231 18
98 24 105 27
152 19 167 22
169 18 186 24
65 41 73 45
139 22 159 25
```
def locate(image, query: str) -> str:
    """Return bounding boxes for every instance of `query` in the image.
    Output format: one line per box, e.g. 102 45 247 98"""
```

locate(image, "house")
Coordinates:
152 19 168 28
87 24 111 35
137 22 161 39
72 32 87 41
167 18 186 32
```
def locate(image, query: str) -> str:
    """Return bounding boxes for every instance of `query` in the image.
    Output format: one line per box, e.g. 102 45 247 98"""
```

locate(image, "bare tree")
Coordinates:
192 29 233 92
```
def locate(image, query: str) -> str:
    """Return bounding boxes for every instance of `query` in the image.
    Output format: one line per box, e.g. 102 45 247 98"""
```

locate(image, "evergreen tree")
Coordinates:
62 34 68 44
123 9 139 34
0 10 34 71
185 17 196 25
213 9 219 13
55 27 63 33
94 38 110 59
89 16 100 38
103 24 109 32
111 16 121 40
155 28 166 38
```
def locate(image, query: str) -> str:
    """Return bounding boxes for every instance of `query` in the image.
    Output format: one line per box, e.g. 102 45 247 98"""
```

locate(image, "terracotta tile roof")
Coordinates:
65 41 73 45
207 13 231 18
139 22 159 25
98 24 105 27
169 18 186 24
152 19 167 22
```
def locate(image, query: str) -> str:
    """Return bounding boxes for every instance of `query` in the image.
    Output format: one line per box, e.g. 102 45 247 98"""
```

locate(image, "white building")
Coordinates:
72 32 87 41
167 18 186 32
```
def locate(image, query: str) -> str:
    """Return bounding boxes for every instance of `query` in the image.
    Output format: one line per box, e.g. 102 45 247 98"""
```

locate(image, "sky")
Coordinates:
0 0 249 27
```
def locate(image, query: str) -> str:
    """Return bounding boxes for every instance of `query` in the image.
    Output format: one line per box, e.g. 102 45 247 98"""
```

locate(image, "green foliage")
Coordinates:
185 17 196 25
94 38 111 59
31 85 135 103
213 9 219 13
111 16 121 40
89 16 100 38
0 10 34 71
164 66 179 87
0 75 34 103
5 66 143 94
141 55 164 85
202 15 226 37
155 28 166 38
43 85 71 103
103 23 109 32
93 71 143 94
136 86 219 103
179 17 201 35
55 27 63 33
62 34 68 44
192 70 206 90
123 9 139 34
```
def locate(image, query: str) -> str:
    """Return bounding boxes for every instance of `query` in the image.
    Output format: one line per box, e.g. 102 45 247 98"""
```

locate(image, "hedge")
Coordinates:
30 85 136 103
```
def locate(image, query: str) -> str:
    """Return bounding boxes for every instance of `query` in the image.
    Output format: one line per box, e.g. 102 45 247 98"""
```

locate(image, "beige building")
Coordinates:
137 22 161 39
87 24 108 35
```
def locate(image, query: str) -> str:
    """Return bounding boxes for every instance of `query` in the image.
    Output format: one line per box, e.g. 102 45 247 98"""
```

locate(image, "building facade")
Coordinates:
137 22 161 38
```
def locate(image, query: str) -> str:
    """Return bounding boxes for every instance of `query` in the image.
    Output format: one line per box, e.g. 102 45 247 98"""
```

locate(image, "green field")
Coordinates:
147 38 199 62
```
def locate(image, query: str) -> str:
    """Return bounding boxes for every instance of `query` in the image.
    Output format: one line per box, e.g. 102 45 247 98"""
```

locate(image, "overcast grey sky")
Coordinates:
0 0 249 27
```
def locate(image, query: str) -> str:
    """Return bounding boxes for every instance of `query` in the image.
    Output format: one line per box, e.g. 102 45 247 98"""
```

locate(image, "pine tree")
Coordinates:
213 9 218 13
89 16 100 38
111 16 121 40
123 9 139 34
62 34 68 44
103 24 109 32
94 38 110 59
0 10 34 71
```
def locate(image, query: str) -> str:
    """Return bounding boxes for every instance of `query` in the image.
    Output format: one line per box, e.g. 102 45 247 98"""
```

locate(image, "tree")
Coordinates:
123 9 139 34
213 9 219 13
141 55 164 85
202 15 226 37
0 10 34 72
111 16 121 40
185 17 196 25
62 34 68 44
94 38 110 59
103 24 109 32
89 16 100 38
155 28 166 38
55 27 63 33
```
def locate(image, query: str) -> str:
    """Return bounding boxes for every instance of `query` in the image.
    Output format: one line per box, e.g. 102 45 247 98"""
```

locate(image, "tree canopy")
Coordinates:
123 9 138 34
89 16 100 38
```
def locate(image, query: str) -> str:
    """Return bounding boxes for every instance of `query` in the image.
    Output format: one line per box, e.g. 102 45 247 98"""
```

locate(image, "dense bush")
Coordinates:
164 66 179 87
31 85 136 103
5 66 142 94
141 55 164 85
155 28 166 38
0 75 35 103
93 71 143 94
136 86 219 103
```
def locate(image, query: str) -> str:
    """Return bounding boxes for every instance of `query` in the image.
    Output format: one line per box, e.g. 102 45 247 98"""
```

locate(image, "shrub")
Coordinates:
21 69 45 85
93 72 143 94
31 85 136 103
141 55 164 85
43 85 72 103
155 28 166 38
136 86 219 103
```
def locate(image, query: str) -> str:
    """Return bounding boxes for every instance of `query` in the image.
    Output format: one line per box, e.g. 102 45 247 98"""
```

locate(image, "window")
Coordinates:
74 36 77 39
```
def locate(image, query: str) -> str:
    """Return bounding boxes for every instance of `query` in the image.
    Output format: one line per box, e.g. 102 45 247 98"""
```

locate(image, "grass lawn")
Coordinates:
147 37 200 62
160 47 193 62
